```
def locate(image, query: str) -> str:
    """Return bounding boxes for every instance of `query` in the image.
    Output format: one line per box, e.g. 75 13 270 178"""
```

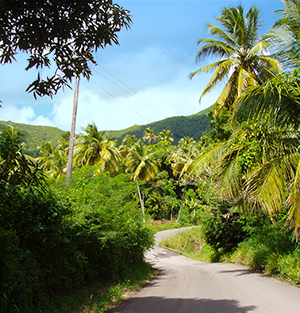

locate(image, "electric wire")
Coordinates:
90 79 151 123
93 64 168 118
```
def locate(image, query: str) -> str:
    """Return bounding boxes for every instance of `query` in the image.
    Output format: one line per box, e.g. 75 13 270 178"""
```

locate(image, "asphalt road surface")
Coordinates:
110 228 300 313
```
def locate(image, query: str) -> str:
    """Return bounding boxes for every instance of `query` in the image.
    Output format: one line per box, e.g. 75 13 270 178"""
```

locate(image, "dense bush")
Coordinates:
231 215 299 281
0 167 154 312
198 206 249 254
0 184 68 312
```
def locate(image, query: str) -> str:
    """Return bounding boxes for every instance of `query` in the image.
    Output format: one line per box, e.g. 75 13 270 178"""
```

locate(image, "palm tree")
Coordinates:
74 123 121 175
119 134 137 158
57 131 71 153
233 69 300 128
190 5 282 116
231 69 300 235
188 68 300 236
265 0 300 69
143 127 158 144
0 126 46 187
125 140 159 221
159 129 174 143
37 141 67 179
171 137 201 222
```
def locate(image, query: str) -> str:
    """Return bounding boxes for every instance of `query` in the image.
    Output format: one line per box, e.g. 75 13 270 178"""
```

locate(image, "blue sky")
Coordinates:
0 0 284 133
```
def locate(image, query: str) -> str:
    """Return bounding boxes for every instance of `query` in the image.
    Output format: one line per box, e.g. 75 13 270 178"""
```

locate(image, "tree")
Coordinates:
125 140 159 221
119 134 137 158
171 137 201 222
0 126 46 188
265 0 300 69
189 69 300 236
190 5 282 116
143 127 158 144
232 69 300 236
159 129 174 143
0 0 131 98
74 122 121 175
36 141 67 179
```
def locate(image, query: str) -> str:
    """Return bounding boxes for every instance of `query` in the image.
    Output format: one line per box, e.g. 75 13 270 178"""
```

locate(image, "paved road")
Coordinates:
110 228 300 313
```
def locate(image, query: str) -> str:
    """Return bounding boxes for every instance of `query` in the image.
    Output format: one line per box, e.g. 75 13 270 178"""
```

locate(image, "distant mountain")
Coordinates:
107 106 212 144
0 106 212 156
0 121 65 156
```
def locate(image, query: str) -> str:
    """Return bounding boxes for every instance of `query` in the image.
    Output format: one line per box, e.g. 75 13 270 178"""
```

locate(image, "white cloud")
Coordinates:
1 105 35 123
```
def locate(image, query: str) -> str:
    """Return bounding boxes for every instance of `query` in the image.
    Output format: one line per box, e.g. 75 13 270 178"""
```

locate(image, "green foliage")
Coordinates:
145 171 179 220
231 215 300 283
0 126 47 189
1 0 131 98
0 166 154 312
198 206 249 254
160 227 217 262
0 121 65 156
199 109 233 147
0 185 68 312
108 107 212 145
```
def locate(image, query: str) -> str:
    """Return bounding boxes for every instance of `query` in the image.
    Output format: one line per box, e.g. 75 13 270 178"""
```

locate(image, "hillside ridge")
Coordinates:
0 106 212 155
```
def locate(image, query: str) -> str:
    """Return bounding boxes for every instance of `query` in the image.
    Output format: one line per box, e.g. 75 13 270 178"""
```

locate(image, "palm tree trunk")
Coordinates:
177 183 187 223
66 75 80 187
136 178 145 222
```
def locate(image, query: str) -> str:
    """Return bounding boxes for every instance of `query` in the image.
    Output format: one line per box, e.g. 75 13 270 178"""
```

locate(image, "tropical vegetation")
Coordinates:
2 1 300 311
190 5 282 116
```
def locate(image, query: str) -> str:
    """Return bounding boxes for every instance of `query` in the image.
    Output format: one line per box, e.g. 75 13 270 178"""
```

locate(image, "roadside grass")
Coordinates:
160 227 218 262
147 219 192 233
40 262 157 313
160 227 300 285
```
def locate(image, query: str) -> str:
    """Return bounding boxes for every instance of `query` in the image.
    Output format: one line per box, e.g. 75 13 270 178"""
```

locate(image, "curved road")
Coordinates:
110 228 300 313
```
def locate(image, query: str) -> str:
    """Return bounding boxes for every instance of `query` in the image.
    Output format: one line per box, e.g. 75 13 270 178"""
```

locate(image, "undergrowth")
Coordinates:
42 262 156 313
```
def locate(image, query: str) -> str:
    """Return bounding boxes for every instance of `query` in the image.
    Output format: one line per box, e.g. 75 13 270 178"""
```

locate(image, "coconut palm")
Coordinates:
0 126 46 187
125 140 159 221
159 129 174 143
74 123 121 175
233 68 300 128
119 134 137 158
143 127 158 144
171 137 201 222
57 131 71 153
190 5 282 116
265 0 300 69
37 141 67 179
231 69 300 235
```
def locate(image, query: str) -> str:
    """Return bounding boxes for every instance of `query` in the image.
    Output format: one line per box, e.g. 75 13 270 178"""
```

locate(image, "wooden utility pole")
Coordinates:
66 76 80 187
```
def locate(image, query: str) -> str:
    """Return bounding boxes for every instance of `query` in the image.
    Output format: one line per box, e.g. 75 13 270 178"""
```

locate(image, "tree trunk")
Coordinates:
136 178 145 222
66 75 80 187
177 183 187 223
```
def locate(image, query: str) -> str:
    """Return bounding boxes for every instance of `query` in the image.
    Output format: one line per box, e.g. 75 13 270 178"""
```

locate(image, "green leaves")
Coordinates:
0 0 131 98
190 4 282 115
0 126 47 190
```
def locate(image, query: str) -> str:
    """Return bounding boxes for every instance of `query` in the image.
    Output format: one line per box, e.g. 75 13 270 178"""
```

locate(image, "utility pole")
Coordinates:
66 75 80 187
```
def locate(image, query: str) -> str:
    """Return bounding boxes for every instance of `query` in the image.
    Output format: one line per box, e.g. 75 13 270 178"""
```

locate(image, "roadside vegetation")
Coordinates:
1 0 300 312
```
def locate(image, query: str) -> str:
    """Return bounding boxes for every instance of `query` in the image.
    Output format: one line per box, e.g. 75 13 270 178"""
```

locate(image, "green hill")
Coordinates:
0 106 212 155
107 106 212 144
0 121 65 156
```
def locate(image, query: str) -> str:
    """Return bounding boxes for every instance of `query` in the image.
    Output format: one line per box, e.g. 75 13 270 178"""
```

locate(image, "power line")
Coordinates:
90 79 151 123
93 64 168 119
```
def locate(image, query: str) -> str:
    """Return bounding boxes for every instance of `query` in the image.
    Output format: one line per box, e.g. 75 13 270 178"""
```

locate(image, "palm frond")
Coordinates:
233 69 300 127
197 58 239 103
195 39 235 61
188 142 223 178
244 159 287 216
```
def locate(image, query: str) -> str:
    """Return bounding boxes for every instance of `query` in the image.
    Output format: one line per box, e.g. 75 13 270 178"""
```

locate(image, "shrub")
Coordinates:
0 169 155 312
199 206 248 253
